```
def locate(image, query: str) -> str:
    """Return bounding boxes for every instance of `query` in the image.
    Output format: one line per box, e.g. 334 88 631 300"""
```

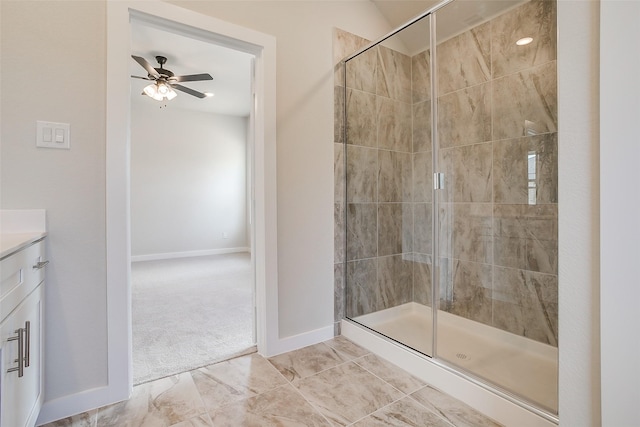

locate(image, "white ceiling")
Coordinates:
130 22 253 117
372 0 437 31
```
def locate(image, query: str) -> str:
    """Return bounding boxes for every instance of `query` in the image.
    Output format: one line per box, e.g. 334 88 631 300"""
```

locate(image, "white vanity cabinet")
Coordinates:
0 237 46 427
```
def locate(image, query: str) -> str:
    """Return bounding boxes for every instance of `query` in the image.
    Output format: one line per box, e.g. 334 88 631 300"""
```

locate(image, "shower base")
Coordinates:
351 302 558 414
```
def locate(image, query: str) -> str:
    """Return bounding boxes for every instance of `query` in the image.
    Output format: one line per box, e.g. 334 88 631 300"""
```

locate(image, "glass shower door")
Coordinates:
344 15 434 356
433 0 559 414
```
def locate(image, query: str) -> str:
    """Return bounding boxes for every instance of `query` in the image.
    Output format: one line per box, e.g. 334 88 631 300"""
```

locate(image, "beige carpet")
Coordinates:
132 252 255 384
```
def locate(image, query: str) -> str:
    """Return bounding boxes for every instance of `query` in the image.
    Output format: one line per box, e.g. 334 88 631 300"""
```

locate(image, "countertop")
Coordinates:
0 209 47 259
0 232 47 260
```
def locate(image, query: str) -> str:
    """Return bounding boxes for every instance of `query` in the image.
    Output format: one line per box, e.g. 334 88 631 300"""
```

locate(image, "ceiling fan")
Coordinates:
131 55 213 101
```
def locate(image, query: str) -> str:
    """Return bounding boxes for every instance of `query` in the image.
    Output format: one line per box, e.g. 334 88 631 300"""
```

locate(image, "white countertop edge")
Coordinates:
0 232 48 260
0 210 48 259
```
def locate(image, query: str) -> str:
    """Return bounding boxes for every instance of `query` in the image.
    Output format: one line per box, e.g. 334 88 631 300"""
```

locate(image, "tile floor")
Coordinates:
42 337 502 427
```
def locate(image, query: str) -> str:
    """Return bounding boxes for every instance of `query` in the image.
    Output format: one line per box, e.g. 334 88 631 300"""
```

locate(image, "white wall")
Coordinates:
130 101 248 258
600 1 640 425
1 0 109 401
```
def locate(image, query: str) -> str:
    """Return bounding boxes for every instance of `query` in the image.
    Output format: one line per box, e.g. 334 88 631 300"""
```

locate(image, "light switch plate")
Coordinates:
37 121 70 149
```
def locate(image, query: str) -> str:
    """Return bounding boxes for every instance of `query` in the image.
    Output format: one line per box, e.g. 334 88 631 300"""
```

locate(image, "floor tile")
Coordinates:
351 396 452 426
209 384 331 426
410 386 502 427
293 361 404 426
43 337 504 427
168 413 213 427
96 372 206 427
354 353 426 394
40 410 97 427
323 335 370 359
191 353 287 411
268 342 350 381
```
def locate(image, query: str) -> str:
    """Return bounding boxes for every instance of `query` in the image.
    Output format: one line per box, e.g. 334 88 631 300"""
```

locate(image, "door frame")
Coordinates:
105 0 278 402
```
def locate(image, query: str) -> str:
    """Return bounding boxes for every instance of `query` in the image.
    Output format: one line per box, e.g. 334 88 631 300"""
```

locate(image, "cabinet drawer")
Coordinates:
0 240 45 323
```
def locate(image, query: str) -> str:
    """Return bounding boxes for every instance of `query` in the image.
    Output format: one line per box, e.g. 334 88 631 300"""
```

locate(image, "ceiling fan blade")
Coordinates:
131 55 160 78
131 75 152 80
173 73 213 83
172 83 207 99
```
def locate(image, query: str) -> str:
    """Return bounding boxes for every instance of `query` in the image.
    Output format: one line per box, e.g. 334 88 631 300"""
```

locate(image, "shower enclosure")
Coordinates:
339 0 558 417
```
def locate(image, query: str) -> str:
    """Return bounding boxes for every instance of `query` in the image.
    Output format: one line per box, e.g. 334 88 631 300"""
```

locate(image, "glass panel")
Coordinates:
344 15 433 356
433 0 559 414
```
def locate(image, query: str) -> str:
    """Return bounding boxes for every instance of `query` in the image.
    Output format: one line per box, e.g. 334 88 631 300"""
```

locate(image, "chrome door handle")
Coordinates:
24 321 30 368
7 328 24 377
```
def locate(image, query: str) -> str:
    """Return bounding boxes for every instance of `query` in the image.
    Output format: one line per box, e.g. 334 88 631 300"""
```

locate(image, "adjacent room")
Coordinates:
128 21 256 384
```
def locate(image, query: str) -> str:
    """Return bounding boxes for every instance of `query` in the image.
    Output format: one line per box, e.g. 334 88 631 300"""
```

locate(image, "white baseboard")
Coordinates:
131 247 250 262
36 384 129 426
263 324 335 357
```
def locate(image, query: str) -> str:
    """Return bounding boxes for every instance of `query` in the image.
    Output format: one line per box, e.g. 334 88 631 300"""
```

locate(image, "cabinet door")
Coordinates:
0 285 43 427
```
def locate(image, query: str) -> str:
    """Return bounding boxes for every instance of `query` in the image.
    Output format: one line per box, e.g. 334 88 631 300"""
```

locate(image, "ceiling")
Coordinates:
130 1 523 116
372 0 437 30
130 21 253 117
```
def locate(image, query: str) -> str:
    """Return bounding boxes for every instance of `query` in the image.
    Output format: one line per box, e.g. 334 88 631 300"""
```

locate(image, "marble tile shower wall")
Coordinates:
334 0 557 346
334 31 423 326
432 0 558 346
333 28 372 336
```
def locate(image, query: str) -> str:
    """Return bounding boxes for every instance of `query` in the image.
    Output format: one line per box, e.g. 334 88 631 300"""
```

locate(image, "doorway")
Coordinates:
128 18 257 384
106 1 278 402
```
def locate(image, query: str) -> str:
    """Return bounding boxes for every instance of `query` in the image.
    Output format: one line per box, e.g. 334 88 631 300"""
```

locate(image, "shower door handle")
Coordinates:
434 173 444 190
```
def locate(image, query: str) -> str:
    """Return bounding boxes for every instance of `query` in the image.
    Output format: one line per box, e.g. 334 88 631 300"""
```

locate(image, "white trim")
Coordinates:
104 0 135 411
130 247 250 263
600 1 640 425
37 386 113 426
267 324 335 357
342 320 556 427
557 1 601 425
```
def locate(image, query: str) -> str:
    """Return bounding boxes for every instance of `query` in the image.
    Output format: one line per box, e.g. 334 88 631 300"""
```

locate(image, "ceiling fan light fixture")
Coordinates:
165 87 178 100
133 55 211 101
157 81 170 95
143 81 177 101
143 83 158 98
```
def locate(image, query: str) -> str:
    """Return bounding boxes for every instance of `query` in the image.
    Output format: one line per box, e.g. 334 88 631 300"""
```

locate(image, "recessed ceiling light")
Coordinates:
516 37 533 46
204 92 215 97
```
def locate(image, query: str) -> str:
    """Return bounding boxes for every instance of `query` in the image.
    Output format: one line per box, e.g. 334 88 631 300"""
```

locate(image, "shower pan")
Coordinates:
339 0 558 420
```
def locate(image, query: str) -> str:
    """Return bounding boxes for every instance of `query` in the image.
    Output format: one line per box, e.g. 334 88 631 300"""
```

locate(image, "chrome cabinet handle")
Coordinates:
7 328 24 377
24 321 31 368
33 260 49 269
